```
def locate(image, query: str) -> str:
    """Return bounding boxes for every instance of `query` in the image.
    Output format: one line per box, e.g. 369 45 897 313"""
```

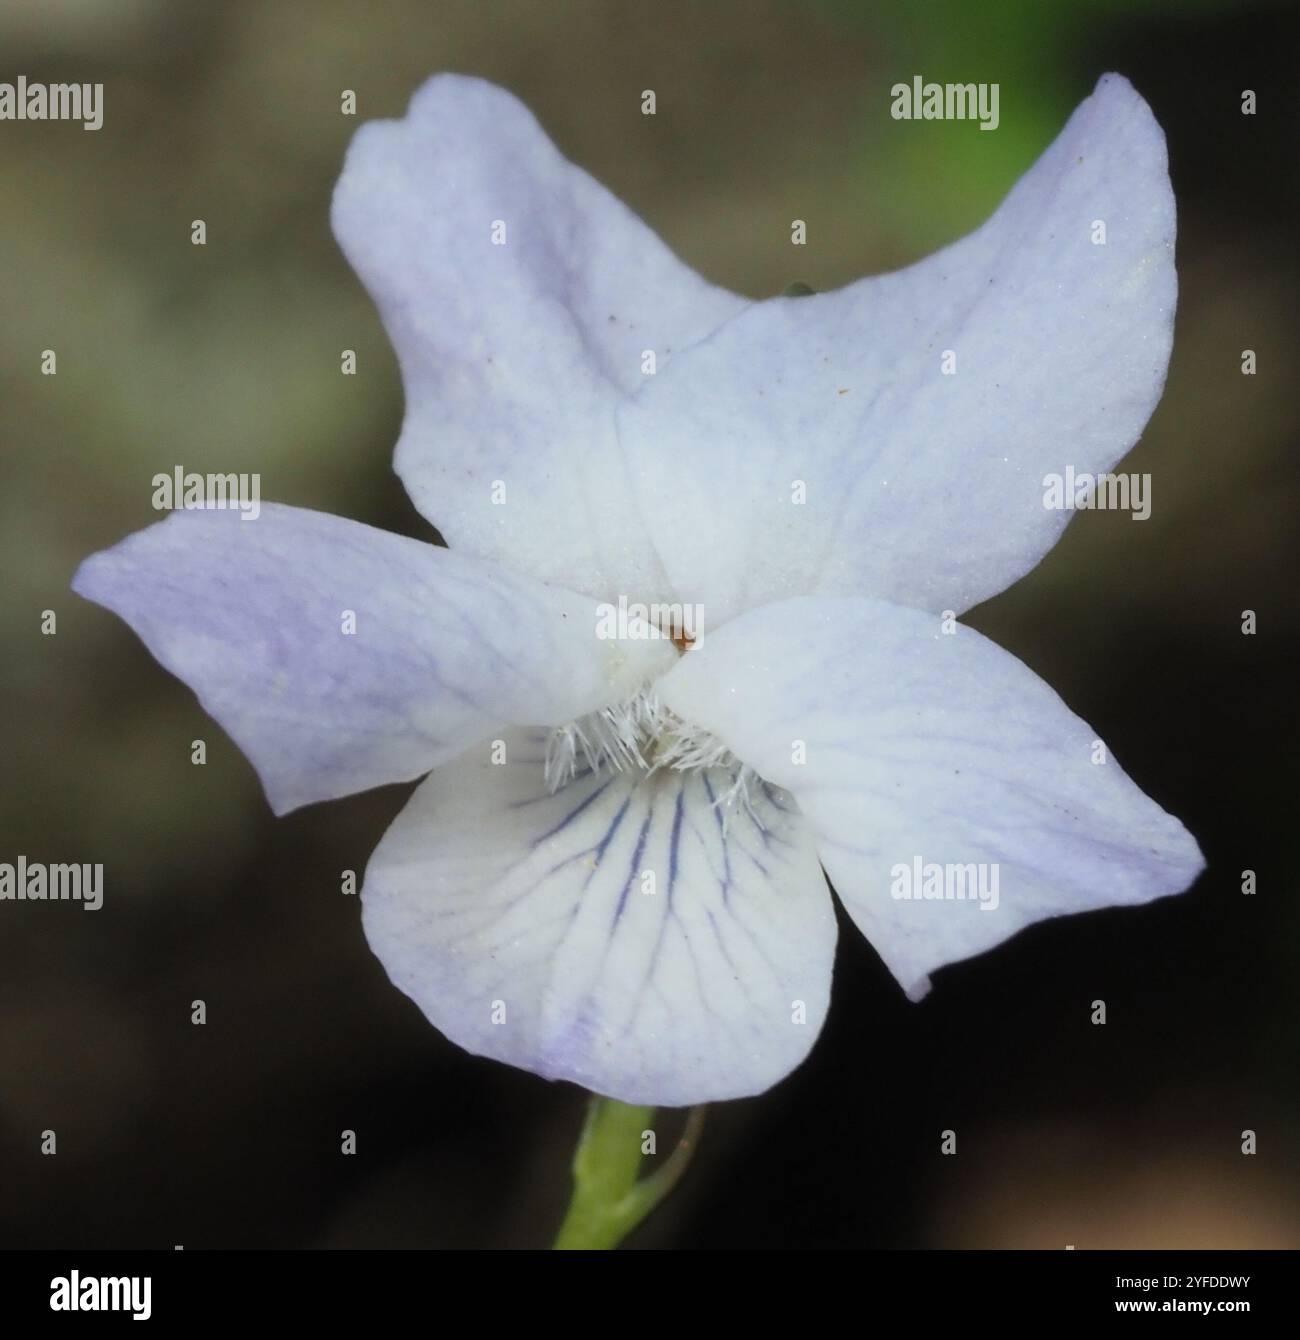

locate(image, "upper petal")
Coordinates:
362 729 836 1105
658 596 1203 1000
619 73 1176 623
331 73 747 602
72 504 675 815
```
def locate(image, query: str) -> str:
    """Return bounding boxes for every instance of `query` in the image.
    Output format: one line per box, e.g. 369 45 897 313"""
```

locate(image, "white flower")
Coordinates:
73 73 1203 1106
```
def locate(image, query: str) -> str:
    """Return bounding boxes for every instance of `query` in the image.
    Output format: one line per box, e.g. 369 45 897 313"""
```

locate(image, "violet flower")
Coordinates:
74 73 1202 1106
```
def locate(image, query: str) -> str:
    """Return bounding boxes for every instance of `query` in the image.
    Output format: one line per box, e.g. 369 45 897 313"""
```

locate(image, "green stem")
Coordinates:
552 1096 707 1249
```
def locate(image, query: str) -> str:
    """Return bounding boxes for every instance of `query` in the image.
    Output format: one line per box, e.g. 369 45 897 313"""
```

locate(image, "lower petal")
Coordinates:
361 730 836 1105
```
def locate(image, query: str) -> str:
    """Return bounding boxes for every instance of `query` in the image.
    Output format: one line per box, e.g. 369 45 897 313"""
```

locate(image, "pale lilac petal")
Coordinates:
331 73 746 603
620 73 1176 624
73 505 675 815
361 730 836 1105
659 596 1203 1000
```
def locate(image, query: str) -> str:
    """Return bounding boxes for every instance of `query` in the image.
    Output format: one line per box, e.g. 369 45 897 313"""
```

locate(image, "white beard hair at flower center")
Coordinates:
545 684 763 831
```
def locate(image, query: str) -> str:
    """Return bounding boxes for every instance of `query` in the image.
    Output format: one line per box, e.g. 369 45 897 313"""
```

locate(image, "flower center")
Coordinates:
544 686 760 819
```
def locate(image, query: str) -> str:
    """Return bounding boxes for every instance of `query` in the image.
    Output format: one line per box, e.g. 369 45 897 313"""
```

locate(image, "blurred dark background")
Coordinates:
1 0 1297 1248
